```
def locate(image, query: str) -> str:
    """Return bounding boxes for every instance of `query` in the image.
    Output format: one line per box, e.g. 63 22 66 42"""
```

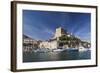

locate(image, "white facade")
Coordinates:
39 27 67 49
39 40 58 49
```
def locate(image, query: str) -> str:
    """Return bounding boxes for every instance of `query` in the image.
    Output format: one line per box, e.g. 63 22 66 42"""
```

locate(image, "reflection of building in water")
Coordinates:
23 27 91 51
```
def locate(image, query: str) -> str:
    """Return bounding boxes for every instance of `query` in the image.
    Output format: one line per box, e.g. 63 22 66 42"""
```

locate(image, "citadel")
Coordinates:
23 27 91 52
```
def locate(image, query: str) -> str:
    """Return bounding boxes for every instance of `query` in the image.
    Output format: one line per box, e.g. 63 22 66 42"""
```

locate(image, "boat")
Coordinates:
79 47 88 52
52 48 78 52
53 49 64 52
65 48 78 52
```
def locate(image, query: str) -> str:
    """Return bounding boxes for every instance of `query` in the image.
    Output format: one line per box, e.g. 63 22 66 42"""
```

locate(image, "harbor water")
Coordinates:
23 49 91 62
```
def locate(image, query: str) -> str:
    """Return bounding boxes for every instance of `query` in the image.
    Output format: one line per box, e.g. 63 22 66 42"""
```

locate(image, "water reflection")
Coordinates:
23 50 91 62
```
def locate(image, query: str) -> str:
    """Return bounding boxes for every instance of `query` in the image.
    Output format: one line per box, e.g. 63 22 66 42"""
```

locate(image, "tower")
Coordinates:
54 27 66 38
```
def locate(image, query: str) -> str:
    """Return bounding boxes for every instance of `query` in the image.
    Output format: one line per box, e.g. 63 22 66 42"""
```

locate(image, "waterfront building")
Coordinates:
39 40 58 49
39 27 90 49
23 35 39 52
23 27 91 52
40 27 75 49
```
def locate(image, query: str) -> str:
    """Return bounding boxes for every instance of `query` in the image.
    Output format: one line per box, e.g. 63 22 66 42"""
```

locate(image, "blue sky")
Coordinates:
23 10 91 41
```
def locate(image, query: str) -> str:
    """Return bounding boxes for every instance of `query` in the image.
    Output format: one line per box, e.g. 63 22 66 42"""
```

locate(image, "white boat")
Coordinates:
79 47 87 52
53 48 78 52
53 49 64 52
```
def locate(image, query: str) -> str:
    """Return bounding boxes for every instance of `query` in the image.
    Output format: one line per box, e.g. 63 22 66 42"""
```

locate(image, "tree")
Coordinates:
59 34 81 48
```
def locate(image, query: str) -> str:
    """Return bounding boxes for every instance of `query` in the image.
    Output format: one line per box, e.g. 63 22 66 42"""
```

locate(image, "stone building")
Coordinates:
23 35 39 52
39 27 91 49
39 27 72 49
23 27 91 51
39 39 58 49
